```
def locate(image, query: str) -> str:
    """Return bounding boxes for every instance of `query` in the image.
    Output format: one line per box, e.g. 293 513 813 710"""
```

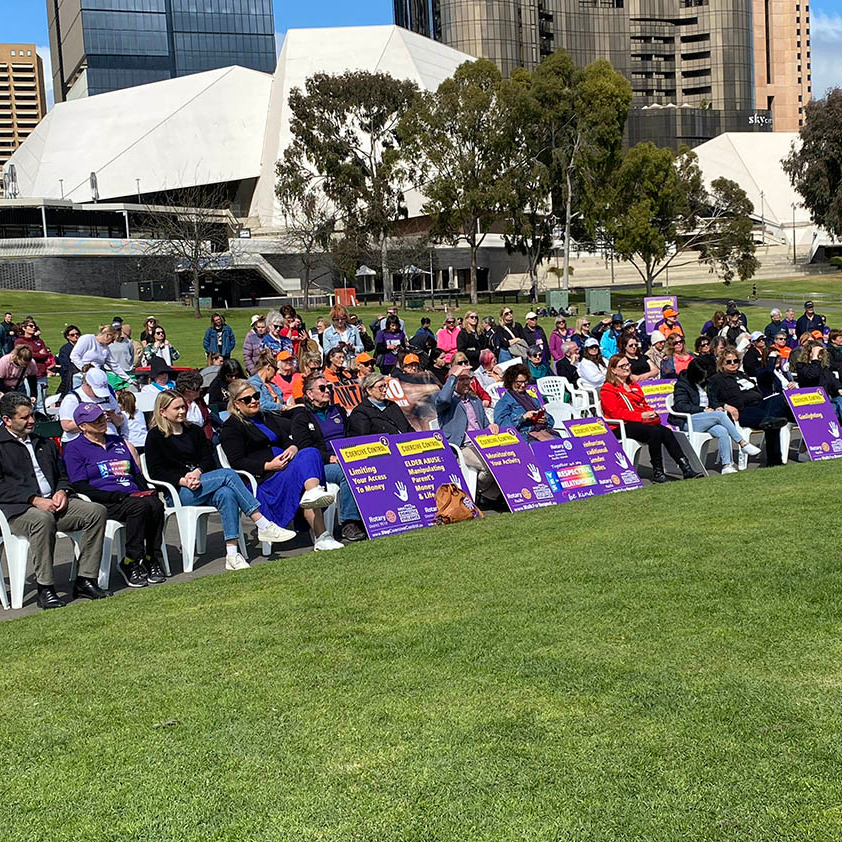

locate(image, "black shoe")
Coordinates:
36 586 66 610
72 577 112 600
650 455 670 483
677 456 703 479
145 560 167 584
758 416 788 431
340 521 367 542
118 559 147 588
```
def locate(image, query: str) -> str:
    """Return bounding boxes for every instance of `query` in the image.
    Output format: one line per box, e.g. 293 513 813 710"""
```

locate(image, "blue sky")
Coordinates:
2 0 840 108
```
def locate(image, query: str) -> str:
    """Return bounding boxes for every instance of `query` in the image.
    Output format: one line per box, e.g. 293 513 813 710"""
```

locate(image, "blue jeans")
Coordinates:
177 468 260 541
498 348 513 363
831 396 842 422
325 462 360 524
688 410 743 465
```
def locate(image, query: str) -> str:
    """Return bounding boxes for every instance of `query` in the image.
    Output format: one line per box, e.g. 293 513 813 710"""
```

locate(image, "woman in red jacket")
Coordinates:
600 355 702 483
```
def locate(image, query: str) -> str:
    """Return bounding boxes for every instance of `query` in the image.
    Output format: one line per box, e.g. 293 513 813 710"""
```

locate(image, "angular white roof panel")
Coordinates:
8 66 272 202
250 25 474 227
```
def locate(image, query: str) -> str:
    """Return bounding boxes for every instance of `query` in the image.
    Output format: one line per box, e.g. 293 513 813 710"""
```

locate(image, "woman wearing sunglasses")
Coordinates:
659 334 695 379
219 381 344 552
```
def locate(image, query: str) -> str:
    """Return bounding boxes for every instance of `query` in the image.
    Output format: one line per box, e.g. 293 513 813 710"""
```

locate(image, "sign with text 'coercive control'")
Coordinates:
644 295 678 334
639 379 677 429
563 417 644 493
331 431 474 539
785 387 842 461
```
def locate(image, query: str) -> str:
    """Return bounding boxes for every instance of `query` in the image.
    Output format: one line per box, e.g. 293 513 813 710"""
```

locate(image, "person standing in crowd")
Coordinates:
599 314 624 357
322 304 364 360
0 312 15 355
56 324 81 397
374 315 407 375
69 324 132 387
116 389 148 450
262 311 291 357
660 335 695 379
411 317 436 348
373 306 405 334
655 307 683 339
521 312 549 363
493 363 556 439
436 315 461 365
549 317 572 362
14 319 52 413
248 350 287 412
701 310 725 340
619 334 658 382
670 359 760 475
492 307 526 362
290 373 366 542
348 314 375 352
826 329 842 377
202 313 236 363
765 308 785 342
140 317 158 346
782 307 799 347
60 366 125 444
63 402 167 588
208 359 246 406
600 355 701 482
0 346 36 397
480 316 498 350
456 311 485 369
243 316 268 375
142 325 180 366
578 338 608 390
569 317 591 349
555 341 581 386
146 390 299 570
122 325 144 369
280 306 306 357
708 348 791 467
109 319 136 376
219 380 343 552
796 300 825 336
0 391 109 609
348 372 413 436
435 363 500 501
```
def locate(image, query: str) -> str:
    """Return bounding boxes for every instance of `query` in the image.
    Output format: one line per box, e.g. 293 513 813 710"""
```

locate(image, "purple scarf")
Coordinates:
508 388 539 414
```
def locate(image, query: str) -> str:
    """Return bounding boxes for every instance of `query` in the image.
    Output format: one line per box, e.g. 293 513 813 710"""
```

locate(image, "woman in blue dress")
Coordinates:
219 379 344 551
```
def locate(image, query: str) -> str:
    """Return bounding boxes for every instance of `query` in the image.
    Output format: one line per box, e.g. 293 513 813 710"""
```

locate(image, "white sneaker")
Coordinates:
257 522 297 543
313 531 344 551
740 441 761 456
299 486 336 510
737 450 748 471
225 553 251 571
721 463 739 474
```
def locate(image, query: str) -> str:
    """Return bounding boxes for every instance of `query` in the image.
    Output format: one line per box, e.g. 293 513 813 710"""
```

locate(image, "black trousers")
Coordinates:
617 422 685 464
104 495 165 563
738 395 792 466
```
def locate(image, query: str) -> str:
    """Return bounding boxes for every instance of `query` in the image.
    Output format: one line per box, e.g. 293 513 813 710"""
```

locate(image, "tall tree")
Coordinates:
399 59 519 305
283 71 418 301
783 90 842 238
608 143 758 294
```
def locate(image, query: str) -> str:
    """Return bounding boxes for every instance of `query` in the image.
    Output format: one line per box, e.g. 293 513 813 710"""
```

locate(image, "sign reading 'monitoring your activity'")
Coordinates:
331 431 474 539
643 295 678 334
785 387 842 461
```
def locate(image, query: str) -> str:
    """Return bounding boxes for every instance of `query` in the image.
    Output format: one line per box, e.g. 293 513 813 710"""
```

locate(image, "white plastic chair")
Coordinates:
536 376 567 403
733 419 792 467
427 418 479 499
0 507 83 610
541 400 584 431
70 494 133 590
140 454 246 573
664 394 716 467
602 417 643 468
215 445 339 555
485 382 507 406
44 393 62 416
136 389 161 413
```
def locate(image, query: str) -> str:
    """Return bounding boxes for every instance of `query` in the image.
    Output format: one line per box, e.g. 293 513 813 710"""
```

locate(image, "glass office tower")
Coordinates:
48 0 276 102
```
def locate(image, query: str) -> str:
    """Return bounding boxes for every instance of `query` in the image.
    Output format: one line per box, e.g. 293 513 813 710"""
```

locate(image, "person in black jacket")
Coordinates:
669 360 760 474
0 391 108 609
827 330 842 378
795 301 825 337
145 390 299 570
742 332 766 377
290 374 365 542
207 359 246 407
554 341 580 386
707 349 791 466
219 380 344 551
456 311 486 368
492 306 525 362
794 341 842 420
348 371 413 436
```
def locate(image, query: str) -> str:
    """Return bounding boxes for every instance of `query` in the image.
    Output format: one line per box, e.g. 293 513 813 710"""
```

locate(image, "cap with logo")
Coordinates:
403 353 420 365
84 367 111 399
73 402 106 426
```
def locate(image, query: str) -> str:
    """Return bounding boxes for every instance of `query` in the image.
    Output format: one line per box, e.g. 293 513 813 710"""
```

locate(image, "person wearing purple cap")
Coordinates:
64 402 167 588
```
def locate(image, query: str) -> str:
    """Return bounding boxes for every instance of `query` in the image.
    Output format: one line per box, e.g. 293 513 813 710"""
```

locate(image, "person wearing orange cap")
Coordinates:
655 306 684 340
271 349 296 403
355 352 376 378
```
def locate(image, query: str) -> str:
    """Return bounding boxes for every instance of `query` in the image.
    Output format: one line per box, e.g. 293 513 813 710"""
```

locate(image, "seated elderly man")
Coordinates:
0 391 109 609
435 363 500 502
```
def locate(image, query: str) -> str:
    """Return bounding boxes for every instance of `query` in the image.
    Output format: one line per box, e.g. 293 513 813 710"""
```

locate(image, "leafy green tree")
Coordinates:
609 143 758 294
398 59 519 305
783 90 842 238
283 71 419 300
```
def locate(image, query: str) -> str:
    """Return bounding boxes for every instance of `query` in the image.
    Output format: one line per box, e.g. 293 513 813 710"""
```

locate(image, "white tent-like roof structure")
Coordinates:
7 66 272 203
249 26 474 227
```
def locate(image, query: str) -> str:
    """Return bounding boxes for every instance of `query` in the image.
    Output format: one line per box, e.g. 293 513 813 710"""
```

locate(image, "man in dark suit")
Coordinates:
0 392 109 609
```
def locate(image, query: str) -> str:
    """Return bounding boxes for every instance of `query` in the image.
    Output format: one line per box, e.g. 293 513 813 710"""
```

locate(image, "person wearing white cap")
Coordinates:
742 332 767 377
578 337 608 389
645 330 668 372
522 312 549 364
58 366 124 444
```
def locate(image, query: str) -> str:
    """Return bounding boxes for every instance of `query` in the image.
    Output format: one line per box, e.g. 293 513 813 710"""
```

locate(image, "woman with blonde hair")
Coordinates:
322 304 363 357
144 390 298 570
0 344 36 395
571 317 592 350
456 310 486 368
220 379 343 552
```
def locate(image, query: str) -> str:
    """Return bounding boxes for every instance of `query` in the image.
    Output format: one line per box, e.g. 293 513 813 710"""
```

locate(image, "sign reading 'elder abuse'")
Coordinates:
785 387 842 461
331 431 473 539
563 417 644 492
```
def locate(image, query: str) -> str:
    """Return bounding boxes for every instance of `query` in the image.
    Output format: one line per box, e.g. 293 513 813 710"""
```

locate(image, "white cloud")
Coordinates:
36 45 54 110
810 11 842 98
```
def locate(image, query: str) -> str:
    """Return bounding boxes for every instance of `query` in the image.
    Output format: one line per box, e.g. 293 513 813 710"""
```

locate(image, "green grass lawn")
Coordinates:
2 460 842 840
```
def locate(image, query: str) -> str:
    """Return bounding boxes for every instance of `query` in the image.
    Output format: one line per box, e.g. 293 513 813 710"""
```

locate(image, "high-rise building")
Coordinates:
47 0 276 103
0 44 48 176
753 0 811 130
396 0 773 148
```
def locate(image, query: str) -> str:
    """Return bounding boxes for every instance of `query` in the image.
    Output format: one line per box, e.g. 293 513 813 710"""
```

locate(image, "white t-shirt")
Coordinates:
121 412 148 448
59 389 121 443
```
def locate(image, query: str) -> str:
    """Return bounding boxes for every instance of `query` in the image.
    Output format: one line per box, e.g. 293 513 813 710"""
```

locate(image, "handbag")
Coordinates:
434 483 484 525
503 327 529 359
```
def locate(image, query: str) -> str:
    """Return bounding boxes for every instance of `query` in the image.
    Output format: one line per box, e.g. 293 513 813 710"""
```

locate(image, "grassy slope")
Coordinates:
2 460 842 841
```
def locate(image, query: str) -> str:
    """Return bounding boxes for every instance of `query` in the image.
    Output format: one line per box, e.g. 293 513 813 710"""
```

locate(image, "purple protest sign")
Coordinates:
529 432 605 503
331 431 476 539
466 428 557 512
563 417 644 493
785 387 842 461
644 295 678 334
639 379 677 428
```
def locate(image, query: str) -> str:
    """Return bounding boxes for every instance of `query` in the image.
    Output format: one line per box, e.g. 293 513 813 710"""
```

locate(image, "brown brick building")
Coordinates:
0 45 48 180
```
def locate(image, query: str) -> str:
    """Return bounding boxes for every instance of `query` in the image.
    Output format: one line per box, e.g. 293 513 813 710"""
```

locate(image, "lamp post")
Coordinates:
59 179 64 200
136 178 141 204
760 190 765 244
791 202 797 265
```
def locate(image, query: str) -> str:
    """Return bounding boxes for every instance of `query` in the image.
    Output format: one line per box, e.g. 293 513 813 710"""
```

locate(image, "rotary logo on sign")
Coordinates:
822 442 830 452
385 510 397 523
521 488 532 500
611 474 620 485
